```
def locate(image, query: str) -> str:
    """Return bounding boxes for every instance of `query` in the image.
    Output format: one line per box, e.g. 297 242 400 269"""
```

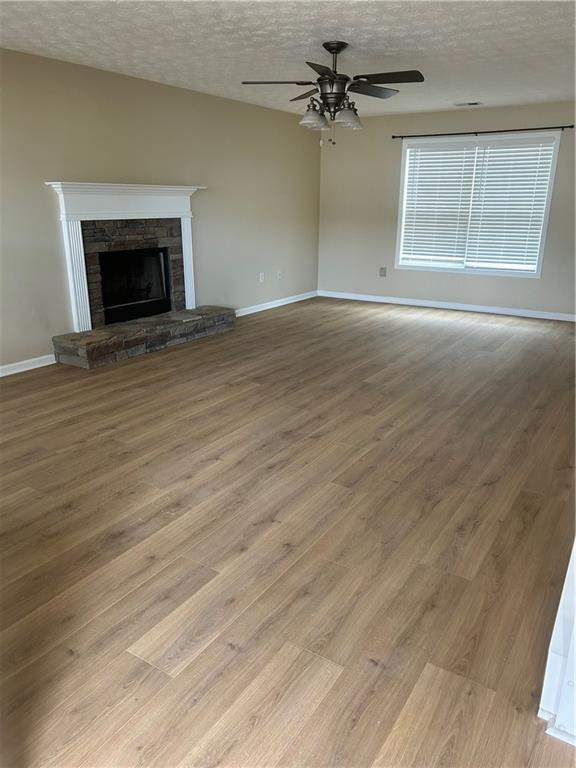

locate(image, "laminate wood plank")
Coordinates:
523 420 575 501
159 438 366 535
110 388 265 454
0 483 239 628
86 553 362 767
278 566 467 768
0 521 222 677
1 437 167 497
431 496 573 708
0 477 151 545
1 557 214 735
371 663 496 768
421 485 541 581
0 380 151 437
292 492 467 668
1 379 261 458
223 548 367 663
332 406 456 492
183 478 366 573
467 690 541 768
176 642 341 768
0 481 167 583
0 486 44 518
83 635 287 767
129 484 358 675
5 652 168 768
394 401 519 492
309 481 466 580
149 388 367 494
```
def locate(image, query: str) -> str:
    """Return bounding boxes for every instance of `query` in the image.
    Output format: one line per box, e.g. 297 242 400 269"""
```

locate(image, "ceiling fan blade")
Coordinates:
348 82 399 100
353 70 424 84
290 88 319 102
242 80 315 85
306 61 335 78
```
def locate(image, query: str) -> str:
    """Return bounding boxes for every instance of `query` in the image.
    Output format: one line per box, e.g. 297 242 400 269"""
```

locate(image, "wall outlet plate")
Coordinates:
379 266 387 277
258 272 265 283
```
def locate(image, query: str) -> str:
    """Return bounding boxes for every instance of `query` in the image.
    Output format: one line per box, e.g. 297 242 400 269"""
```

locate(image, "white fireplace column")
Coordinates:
46 182 206 332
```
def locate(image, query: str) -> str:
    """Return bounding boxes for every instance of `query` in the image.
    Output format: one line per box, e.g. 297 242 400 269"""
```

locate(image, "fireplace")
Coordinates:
45 183 205 332
99 247 171 323
80 218 186 327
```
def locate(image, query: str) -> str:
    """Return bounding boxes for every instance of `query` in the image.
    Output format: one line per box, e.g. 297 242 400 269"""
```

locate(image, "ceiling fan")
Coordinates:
242 41 424 134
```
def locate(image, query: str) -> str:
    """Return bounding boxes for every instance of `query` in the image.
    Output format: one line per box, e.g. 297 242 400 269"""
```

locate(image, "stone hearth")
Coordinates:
52 307 235 369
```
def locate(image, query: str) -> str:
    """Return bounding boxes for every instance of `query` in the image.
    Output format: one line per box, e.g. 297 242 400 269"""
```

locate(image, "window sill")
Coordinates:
395 263 542 279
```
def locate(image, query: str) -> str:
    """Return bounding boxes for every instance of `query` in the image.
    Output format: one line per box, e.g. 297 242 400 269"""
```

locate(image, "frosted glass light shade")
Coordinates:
334 108 354 124
299 109 330 131
335 108 363 130
347 112 364 130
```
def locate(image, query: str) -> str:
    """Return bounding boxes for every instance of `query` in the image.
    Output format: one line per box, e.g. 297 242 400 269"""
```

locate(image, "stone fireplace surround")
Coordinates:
46 182 205 331
81 218 185 327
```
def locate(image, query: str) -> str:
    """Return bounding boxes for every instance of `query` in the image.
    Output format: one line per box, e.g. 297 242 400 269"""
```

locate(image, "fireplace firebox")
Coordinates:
99 247 172 324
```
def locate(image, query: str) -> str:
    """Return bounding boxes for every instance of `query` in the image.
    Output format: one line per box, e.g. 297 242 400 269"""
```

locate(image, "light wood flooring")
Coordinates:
1 297 574 768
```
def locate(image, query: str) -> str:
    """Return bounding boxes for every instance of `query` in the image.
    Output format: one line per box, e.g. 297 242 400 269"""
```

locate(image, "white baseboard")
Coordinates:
317 290 575 322
538 707 556 722
0 354 56 378
236 291 317 317
538 712 576 748
545 723 576 748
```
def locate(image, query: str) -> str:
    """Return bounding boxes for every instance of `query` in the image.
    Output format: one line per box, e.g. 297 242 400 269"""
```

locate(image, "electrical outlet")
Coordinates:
379 266 387 278
277 270 282 280
258 272 265 283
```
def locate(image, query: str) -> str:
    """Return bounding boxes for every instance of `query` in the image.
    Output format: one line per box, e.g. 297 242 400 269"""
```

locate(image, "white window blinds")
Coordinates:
396 130 560 276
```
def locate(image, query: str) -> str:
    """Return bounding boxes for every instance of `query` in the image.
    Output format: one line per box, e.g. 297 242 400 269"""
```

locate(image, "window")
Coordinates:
395 130 560 277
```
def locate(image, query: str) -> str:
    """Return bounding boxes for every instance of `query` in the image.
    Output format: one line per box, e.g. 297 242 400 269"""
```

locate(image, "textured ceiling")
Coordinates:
1 0 574 116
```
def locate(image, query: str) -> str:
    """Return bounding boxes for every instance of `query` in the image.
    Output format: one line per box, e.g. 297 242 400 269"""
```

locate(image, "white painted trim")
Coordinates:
45 183 205 222
540 711 576 748
544 723 576 748
538 707 556 722
62 219 92 331
539 544 575 746
61 211 194 221
0 354 56 377
317 290 575 322
395 263 541 279
46 183 206 196
46 182 205 330
236 292 317 317
180 217 196 309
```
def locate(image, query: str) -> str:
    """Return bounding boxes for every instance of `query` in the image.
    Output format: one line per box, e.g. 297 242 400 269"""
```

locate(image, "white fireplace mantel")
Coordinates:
46 182 206 332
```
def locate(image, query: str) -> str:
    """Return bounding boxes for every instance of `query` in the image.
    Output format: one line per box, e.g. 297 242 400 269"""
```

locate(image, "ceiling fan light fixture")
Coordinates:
299 104 330 130
334 106 363 130
242 41 423 140
346 111 364 130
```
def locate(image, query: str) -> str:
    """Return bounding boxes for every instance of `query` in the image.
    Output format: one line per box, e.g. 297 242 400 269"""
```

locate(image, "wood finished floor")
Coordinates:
0 297 574 768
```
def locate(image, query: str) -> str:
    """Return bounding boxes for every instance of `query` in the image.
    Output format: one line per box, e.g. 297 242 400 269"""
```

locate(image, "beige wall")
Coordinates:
0 50 320 364
318 102 575 316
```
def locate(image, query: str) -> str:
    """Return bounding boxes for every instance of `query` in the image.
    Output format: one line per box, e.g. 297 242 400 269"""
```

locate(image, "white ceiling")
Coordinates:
1 0 574 116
